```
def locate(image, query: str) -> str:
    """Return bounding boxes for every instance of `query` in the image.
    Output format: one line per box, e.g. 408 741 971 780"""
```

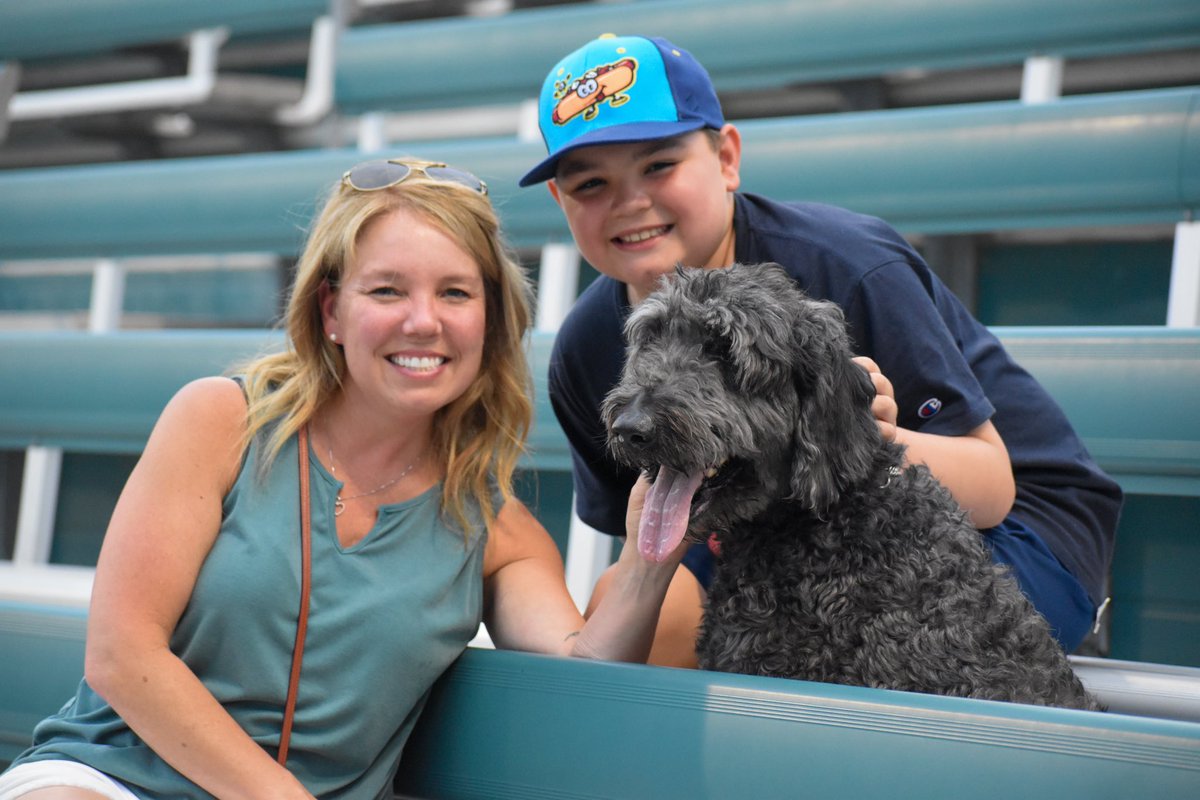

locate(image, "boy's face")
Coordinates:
547 127 741 304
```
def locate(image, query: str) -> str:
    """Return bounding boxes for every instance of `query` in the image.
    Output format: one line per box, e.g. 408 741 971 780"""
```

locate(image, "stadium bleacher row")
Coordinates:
2 1 1200 796
2 87 1197 257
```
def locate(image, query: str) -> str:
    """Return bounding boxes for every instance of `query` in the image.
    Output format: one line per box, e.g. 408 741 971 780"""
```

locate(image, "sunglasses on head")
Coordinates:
341 158 488 195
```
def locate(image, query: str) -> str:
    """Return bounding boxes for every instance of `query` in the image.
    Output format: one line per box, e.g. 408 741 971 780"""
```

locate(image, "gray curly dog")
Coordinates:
603 262 1100 710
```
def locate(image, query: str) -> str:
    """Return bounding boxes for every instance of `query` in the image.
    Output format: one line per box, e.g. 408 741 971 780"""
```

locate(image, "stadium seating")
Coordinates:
2 1 1200 792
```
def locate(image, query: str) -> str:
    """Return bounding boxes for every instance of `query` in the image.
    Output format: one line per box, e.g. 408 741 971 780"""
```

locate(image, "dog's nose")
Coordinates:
611 402 655 449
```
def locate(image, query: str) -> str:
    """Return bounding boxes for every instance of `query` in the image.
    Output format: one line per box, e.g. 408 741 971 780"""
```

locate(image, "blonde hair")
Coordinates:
236 165 534 532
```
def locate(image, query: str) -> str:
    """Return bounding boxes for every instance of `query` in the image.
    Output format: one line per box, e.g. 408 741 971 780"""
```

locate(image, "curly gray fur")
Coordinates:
603 262 1100 710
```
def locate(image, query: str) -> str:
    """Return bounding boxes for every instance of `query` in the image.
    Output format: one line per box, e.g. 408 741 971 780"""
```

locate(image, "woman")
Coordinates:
0 158 683 799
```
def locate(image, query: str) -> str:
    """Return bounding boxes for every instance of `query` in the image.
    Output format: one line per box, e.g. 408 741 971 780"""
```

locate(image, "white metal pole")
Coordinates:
88 258 126 333
13 445 63 566
534 242 579 333
356 111 388 153
1167 220 1200 327
1021 55 1064 105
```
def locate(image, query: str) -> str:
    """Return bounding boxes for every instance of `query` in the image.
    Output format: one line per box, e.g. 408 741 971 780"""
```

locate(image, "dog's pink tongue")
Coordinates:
639 465 704 562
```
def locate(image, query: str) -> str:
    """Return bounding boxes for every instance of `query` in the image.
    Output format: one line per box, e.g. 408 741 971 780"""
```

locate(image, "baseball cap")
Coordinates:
519 34 724 187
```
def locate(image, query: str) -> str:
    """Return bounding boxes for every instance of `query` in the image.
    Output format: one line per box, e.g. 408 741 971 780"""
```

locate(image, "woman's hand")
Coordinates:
625 470 650 542
483 475 683 663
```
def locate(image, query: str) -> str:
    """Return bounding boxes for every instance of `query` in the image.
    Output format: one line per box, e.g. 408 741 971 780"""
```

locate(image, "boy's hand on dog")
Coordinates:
853 356 898 443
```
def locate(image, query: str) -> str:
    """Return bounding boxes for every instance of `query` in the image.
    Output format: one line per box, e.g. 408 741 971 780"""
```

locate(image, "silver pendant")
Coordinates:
334 498 346 516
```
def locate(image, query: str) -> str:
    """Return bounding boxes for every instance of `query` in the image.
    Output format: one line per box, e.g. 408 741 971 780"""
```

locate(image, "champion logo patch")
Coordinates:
917 398 943 419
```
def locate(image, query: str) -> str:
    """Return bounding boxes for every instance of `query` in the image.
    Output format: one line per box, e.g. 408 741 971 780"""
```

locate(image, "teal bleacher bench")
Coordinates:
998 327 1200 497
334 0 1200 113
0 329 565 467
0 87 1196 259
390 648 1200 800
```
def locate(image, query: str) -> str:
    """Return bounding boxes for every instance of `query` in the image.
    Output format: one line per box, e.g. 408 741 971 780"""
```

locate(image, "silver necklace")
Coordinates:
327 444 418 517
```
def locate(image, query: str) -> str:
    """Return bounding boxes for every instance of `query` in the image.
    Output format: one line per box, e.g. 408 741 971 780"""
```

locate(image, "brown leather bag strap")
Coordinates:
278 424 313 765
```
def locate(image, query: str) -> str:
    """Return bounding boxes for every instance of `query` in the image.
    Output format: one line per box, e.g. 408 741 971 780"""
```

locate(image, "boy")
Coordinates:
519 34 1122 666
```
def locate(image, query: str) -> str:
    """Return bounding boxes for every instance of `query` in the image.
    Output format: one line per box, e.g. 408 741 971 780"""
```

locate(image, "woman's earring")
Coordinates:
329 333 338 343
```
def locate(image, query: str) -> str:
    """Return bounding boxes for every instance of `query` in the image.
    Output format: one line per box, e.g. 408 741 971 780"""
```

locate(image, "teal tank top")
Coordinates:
13 431 487 799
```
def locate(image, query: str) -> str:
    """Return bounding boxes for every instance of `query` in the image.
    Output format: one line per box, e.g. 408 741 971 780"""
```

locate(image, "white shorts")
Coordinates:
0 760 139 800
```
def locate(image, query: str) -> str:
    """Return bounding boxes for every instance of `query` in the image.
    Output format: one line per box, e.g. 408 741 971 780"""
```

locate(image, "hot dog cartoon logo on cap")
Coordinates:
552 58 637 125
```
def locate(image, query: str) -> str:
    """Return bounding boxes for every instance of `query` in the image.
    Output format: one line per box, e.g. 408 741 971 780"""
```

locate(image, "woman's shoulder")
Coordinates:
165 376 248 423
148 377 250 476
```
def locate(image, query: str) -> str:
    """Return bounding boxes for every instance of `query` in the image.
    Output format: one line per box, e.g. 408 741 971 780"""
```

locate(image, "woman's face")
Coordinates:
320 206 487 423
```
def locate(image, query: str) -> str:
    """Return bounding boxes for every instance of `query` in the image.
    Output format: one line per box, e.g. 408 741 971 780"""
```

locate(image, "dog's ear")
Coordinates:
698 265 796 392
787 297 881 511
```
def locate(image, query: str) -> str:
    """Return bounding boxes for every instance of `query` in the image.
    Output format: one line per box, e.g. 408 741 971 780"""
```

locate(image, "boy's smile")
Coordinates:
614 224 671 247
548 128 742 305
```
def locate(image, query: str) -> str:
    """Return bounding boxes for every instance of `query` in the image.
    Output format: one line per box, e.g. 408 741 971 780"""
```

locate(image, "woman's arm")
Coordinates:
854 356 1015 528
85 377 315 800
483 476 682 662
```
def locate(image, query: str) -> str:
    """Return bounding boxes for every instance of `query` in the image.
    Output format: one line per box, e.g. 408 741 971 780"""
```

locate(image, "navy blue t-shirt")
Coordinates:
548 192 1122 605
